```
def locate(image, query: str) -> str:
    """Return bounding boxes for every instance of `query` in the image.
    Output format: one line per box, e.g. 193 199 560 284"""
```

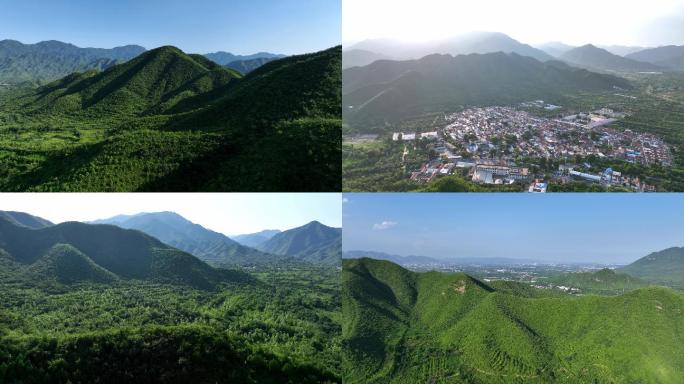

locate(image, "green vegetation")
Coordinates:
620 247 684 290
257 221 342 265
0 216 342 382
342 52 629 129
0 45 341 191
0 266 341 383
343 258 684 383
0 217 252 289
541 268 650 295
0 39 145 85
342 58 684 191
92 211 276 267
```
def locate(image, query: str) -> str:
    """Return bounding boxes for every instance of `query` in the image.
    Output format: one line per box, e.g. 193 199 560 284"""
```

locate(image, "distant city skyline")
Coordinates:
0 193 342 236
343 0 684 47
343 194 684 264
1 0 340 55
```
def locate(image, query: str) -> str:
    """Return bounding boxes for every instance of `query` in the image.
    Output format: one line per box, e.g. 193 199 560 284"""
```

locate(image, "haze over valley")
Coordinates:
342 0 684 192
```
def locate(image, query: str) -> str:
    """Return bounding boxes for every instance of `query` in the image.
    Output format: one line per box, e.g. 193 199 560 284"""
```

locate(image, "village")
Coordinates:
394 105 673 191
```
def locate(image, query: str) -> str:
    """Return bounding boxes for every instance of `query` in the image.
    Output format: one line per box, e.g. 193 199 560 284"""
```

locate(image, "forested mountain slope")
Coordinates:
343 258 684 383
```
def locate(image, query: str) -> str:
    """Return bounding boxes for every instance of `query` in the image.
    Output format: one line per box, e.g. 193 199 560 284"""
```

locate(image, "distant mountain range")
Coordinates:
0 40 287 84
343 51 631 129
223 57 281 74
343 257 684 382
348 32 553 62
342 49 393 69
92 212 341 266
91 212 275 266
625 45 684 70
203 51 285 66
0 39 146 85
231 229 281 248
344 250 541 266
0 212 253 289
559 44 664 73
257 221 342 265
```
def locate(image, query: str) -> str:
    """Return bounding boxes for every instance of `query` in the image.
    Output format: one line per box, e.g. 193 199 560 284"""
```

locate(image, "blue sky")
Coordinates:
343 194 684 264
0 193 342 236
0 0 340 54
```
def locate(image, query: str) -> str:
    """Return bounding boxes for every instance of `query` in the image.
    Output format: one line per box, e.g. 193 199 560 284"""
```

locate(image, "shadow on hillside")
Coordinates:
2 141 105 191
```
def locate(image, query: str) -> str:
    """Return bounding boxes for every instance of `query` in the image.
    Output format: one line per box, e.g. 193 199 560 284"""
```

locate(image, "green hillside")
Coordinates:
343 52 631 130
621 247 684 290
258 221 342 265
0 258 342 382
29 46 241 116
542 268 650 295
0 45 341 192
0 216 253 289
343 258 684 383
92 211 278 267
26 243 118 284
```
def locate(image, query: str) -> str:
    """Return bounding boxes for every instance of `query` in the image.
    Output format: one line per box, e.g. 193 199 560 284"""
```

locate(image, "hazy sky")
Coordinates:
343 0 684 47
1 0 341 55
343 194 684 264
0 193 342 236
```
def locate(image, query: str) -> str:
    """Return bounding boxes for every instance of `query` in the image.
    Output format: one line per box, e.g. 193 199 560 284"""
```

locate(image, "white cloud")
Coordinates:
373 221 398 230
343 197 349 203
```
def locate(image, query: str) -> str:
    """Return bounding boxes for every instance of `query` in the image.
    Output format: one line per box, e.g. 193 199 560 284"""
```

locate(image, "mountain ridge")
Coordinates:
0 215 253 289
560 44 664 72
343 51 631 129
91 212 277 267
258 221 342 265
343 257 684 383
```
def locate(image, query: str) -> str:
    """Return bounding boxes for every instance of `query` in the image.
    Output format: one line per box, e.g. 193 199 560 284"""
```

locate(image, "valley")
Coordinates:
342 33 684 192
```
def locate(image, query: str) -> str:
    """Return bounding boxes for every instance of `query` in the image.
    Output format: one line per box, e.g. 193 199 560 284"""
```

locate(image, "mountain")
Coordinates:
536 41 575 57
224 57 280 74
91 212 276 267
257 221 341 265
343 250 441 265
26 243 118 284
342 49 393 69
231 229 281 248
598 45 649 56
0 215 252 289
343 52 631 129
0 39 146 85
29 46 242 116
626 45 684 70
2 45 341 192
348 32 553 62
620 247 684 290
343 258 684 383
543 268 650 294
203 51 285 66
560 44 664 72
0 211 53 229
